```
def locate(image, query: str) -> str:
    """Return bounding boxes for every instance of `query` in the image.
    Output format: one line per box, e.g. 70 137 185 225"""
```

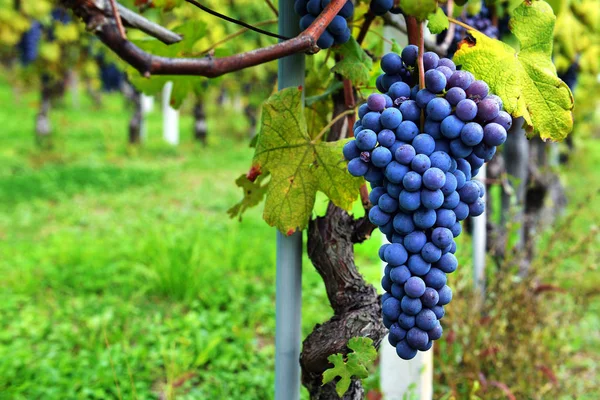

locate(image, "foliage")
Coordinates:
322 337 378 397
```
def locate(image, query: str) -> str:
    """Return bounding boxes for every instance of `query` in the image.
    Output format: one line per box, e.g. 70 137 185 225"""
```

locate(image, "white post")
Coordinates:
472 164 487 295
162 81 179 145
380 22 434 400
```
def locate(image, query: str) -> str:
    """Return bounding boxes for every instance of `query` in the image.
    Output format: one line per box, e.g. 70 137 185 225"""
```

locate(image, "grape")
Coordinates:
396 340 418 360
469 197 485 217
390 265 411 284
377 129 396 147
379 193 399 213
421 288 439 308
458 181 480 204
407 327 429 350
384 243 408 265
404 231 427 253
449 139 473 158
18 21 42 65
466 80 489 102
428 323 443 340
333 28 351 44
383 74 403 90
355 129 377 150
395 144 416 165
456 99 478 121
413 134 436 156
436 253 458 273
396 121 419 141
343 141 360 160
399 190 421 211
443 191 460 209
398 313 416 329
393 212 415 234
369 205 391 225
404 276 426 298
385 161 409 183
388 82 411 100
461 122 484 146
454 201 469 221
445 87 466 106
358 103 370 119
424 268 447 289
381 108 403 129
422 52 440 71
422 168 446 190
437 285 453 305
386 182 402 198
440 115 465 139
448 71 473 90
401 297 423 315
371 146 393 168
369 186 386 205
416 309 438 331
348 158 368 176
376 75 386 93
389 323 407 346
441 172 457 195
402 171 422 192
328 15 348 35
430 151 452 172
483 123 507 146
413 208 436 229
401 45 419 67
382 297 402 320
437 58 456 71
380 52 403 74
399 100 420 122
416 89 437 109
436 208 457 228
411 154 431 174
467 153 485 170
367 93 387 112
436 66 454 81
477 98 500 122
424 119 442 139
306 0 321 15
296 0 353 48
425 70 447 93
408 254 431 276
492 111 512 130
421 242 442 263
370 0 394 15
432 227 453 248
426 98 452 121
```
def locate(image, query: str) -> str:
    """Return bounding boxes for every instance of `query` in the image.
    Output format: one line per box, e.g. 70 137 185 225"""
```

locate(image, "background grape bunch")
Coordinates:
343 46 509 359
294 0 353 48
17 21 42 66
439 2 499 57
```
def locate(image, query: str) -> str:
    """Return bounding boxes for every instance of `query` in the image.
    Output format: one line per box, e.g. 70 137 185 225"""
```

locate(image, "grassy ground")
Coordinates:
0 77 597 399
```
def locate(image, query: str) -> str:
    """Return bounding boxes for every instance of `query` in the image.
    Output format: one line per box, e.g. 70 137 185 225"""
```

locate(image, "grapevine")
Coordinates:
344 45 508 359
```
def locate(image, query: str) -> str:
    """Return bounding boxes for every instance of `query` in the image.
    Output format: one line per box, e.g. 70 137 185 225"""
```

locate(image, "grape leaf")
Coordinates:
453 0 574 141
322 337 377 397
251 87 363 234
400 0 437 21
332 37 373 86
427 7 449 34
228 173 269 221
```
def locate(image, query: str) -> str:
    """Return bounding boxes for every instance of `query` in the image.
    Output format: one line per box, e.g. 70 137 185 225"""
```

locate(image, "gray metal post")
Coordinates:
275 1 304 400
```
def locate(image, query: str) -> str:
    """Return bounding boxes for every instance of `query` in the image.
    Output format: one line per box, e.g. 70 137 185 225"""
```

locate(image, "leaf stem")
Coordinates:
312 109 356 143
447 16 481 34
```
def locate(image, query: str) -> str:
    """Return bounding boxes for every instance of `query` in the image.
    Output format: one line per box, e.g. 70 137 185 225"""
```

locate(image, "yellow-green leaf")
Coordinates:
454 0 574 141
252 88 363 234
228 173 269 221
427 7 449 34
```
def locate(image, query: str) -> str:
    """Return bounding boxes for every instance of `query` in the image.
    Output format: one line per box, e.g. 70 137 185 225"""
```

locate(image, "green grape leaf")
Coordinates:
332 37 373 86
228 173 269 221
322 337 377 397
251 87 363 234
427 7 449 34
391 39 402 54
453 0 574 141
400 0 437 21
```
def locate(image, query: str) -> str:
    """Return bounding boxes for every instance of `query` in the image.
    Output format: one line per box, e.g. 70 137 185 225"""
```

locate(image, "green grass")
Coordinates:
0 76 598 399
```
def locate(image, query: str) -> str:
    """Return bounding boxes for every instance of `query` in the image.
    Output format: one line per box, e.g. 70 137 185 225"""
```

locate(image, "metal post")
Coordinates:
162 81 179 145
472 164 487 296
275 1 304 400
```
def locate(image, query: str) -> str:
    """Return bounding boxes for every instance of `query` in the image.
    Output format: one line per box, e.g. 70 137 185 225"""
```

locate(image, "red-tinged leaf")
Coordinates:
537 365 558 385
246 164 262 182
489 381 516 400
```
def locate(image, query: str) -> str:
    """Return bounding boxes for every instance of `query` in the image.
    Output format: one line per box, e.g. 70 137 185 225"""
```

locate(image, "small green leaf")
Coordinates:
391 39 402 54
252 88 363 233
453 0 574 141
400 0 437 21
322 337 377 397
228 173 269 221
427 7 449 34
332 37 373 86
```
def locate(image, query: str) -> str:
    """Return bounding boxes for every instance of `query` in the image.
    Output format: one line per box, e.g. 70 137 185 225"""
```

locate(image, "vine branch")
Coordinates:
61 0 347 78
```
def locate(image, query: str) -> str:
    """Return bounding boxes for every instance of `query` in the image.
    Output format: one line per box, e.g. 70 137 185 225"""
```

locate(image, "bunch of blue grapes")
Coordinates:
18 21 42 66
294 0 353 48
440 3 499 57
343 45 510 360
